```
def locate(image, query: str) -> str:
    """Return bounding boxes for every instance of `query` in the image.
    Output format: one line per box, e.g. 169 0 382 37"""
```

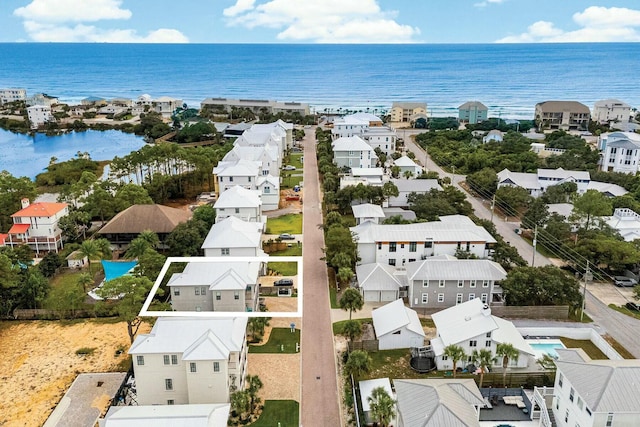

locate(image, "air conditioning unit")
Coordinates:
399 290 408 298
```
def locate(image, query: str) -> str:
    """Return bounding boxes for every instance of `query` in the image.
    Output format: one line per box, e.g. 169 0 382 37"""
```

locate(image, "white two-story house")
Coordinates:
358 126 397 156
223 144 281 177
552 348 640 427
128 317 248 405
405 256 507 309
201 216 265 257
3 199 69 254
599 132 640 174
431 299 535 371
213 185 263 223
350 215 496 266
153 96 183 118
331 112 384 140
213 159 261 195
168 261 260 313
332 136 377 169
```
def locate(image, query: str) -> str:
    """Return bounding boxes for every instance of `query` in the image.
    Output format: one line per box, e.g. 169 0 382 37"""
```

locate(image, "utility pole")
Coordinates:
490 194 496 222
531 225 538 267
581 261 590 322
451 165 456 184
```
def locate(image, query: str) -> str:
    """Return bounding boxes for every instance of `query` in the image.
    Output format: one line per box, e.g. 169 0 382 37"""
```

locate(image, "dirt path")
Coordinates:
0 320 151 427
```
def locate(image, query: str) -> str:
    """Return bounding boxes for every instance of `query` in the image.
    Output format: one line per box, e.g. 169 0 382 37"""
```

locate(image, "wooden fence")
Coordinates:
12 308 92 320
348 339 379 352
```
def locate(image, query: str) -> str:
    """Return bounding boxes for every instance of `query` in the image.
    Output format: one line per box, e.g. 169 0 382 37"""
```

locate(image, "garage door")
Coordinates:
364 291 380 302
380 291 397 301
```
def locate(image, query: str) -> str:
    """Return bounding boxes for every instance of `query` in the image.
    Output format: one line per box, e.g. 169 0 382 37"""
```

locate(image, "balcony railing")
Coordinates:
533 386 554 427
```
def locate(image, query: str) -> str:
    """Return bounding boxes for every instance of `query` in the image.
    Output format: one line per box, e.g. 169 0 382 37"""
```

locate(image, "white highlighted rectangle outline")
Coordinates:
139 256 303 318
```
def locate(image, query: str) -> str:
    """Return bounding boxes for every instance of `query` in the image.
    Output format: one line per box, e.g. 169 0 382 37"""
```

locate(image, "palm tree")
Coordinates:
77 272 94 292
247 317 270 342
339 288 364 320
403 170 414 179
78 240 100 275
471 349 496 388
125 237 151 259
443 344 467 378
245 375 263 412
230 390 251 421
340 320 362 351
337 267 354 287
496 343 520 387
137 229 160 248
368 386 396 427
344 350 372 380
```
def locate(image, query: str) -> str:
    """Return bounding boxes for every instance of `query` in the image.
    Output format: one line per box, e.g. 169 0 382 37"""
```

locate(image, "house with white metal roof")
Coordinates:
599 131 640 174
352 203 386 225
394 378 485 427
372 299 425 350
604 208 640 242
586 181 628 198
393 156 423 177
356 262 407 302
430 299 534 371
482 129 504 143
128 317 248 405
256 174 280 211
552 348 640 427
358 126 398 156
167 261 260 312
359 378 395 425
593 99 631 124
331 135 377 169
497 168 591 197
350 215 496 265
405 257 507 309
222 144 281 177
497 169 542 197
340 168 385 189
201 217 265 257
332 112 384 139
388 178 442 207
100 403 230 427
213 185 263 223
213 159 261 194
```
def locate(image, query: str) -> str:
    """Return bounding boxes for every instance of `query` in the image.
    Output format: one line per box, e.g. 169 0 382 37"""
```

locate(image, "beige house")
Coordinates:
129 317 248 406
535 101 590 131
390 102 427 123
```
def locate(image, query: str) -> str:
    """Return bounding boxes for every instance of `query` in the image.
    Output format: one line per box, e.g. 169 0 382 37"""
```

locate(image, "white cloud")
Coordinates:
497 6 640 43
474 0 505 8
14 0 131 23
14 0 188 43
223 0 420 43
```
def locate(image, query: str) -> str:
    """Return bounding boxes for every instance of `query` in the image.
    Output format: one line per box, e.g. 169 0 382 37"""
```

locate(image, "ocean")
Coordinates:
0 43 638 119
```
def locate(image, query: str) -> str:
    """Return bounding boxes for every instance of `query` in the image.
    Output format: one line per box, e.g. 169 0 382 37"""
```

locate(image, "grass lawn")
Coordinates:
249 327 300 354
420 318 435 328
568 308 593 323
559 338 608 359
289 153 304 169
266 214 302 234
282 174 303 189
252 400 299 427
268 261 298 276
364 349 416 381
603 334 636 359
328 267 339 308
333 318 373 335
44 267 102 310
270 246 302 257
608 303 640 320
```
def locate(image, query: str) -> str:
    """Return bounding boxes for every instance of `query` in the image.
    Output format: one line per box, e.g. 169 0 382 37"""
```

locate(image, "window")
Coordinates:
389 242 397 252
200 287 207 295
456 294 463 304
469 340 477 347
167 400 174 405
421 293 428 304
442 355 448 360
136 355 144 366
234 291 240 300
392 330 401 335
422 280 429 288
569 387 574 402
409 258 416 262
248 176 251 182
213 361 220 372
165 379 173 391
424 241 432 248
400 243 405 249
565 409 569 423
190 362 197 373
173 289 180 296
482 280 489 288
171 355 178 365
558 372 563 387
438 293 444 303
470 280 476 288
388 259 396 266
577 396 583 410
264 186 270 193
466 242 470 251
486 332 492 338
457 280 464 288
457 242 461 249
481 294 488 303
216 292 221 301
229 176 233 182
164 355 170 365
486 340 491 347
407 241 418 252
221 248 230 256
439 280 445 288
378 243 382 250
469 293 475 300
235 208 240 214
195 288 200 296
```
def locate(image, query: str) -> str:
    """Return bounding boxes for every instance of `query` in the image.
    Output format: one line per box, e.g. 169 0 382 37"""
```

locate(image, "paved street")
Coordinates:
300 129 342 426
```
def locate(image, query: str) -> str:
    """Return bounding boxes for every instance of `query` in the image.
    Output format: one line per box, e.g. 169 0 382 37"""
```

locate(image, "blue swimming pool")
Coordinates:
529 341 566 359
101 260 138 282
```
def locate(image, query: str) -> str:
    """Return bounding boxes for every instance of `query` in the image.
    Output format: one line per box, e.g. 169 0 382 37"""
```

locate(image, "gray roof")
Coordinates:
356 263 407 292
538 168 590 181
536 100 590 114
383 207 417 221
352 203 385 219
390 178 442 193
555 349 640 413
351 215 496 245
587 181 628 197
103 404 230 427
459 101 487 111
405 259 507 281
392 102 427 109
394 379 484 427
129 317 247 358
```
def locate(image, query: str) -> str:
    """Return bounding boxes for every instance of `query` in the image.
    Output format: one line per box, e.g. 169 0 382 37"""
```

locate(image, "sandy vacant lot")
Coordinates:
0 320 151 427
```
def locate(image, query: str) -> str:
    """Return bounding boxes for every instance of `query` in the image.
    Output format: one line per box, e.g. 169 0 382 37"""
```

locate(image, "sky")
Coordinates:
1 0 640 44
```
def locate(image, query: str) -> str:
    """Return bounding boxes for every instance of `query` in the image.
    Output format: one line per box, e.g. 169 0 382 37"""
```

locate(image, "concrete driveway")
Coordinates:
586 282 636 306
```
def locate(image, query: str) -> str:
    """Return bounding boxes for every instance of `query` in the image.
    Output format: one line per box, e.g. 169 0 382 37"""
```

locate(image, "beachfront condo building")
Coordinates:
593 99 631 124
535 100 590 131
200 97 310 116
458 101 488 124
0 88 27 104
390 101 428 123
26 105 54 129
129 317 248 405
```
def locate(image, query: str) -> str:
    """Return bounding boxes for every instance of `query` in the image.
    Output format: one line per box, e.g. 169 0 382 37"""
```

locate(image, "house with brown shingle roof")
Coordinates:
97 204 191 250
535 100 590 131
